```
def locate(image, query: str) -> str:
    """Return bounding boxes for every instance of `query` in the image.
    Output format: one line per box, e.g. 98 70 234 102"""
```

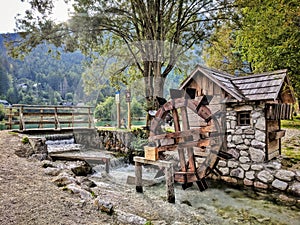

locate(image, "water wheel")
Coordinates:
148 89 231 191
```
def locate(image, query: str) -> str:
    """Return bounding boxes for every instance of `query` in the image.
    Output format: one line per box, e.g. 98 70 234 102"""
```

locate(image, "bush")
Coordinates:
0 104 5 121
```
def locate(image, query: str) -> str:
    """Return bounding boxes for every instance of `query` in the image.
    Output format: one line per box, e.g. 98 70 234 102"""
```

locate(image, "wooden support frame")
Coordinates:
134 156 175 203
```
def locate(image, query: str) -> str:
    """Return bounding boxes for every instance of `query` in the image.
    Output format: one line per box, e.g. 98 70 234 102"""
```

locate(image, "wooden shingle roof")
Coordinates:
181 65 295 102
231 70 287 101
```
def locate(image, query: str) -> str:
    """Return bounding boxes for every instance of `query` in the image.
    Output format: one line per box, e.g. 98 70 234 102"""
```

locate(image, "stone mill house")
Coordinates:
180 65 300 201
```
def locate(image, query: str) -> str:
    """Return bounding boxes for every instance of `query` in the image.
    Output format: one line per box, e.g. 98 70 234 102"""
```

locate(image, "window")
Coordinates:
238 111 251 126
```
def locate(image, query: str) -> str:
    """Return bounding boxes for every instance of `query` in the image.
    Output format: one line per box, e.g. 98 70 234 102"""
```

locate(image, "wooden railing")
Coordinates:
5 104 94 131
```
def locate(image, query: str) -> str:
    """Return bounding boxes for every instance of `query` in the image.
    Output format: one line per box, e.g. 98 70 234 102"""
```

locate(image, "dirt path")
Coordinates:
0 131 113 225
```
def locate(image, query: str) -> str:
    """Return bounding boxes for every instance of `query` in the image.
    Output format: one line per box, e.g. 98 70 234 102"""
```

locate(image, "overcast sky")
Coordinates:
0 0 72 33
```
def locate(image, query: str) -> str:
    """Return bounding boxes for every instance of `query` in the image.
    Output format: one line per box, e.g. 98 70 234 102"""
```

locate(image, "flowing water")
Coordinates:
45 137 300 225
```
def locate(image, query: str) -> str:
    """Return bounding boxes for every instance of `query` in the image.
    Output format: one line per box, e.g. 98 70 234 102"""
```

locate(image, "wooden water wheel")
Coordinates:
148 89 231 191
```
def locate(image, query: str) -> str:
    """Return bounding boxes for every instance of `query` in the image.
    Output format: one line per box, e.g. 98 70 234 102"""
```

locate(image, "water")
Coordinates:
46 137 82 153
44 138 300 224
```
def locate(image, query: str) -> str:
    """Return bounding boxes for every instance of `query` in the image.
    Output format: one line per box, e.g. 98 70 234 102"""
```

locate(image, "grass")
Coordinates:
281 115 300 129
281 116 300 163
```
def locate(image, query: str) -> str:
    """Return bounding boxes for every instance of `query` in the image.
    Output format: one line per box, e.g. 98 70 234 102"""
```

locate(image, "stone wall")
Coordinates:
214 102 300 205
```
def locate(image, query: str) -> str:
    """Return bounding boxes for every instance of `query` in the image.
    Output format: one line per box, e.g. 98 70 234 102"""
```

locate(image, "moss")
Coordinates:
21 136 29 144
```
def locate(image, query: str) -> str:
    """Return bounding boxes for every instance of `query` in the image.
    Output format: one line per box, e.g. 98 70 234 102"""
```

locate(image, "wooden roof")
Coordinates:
180 65 295 103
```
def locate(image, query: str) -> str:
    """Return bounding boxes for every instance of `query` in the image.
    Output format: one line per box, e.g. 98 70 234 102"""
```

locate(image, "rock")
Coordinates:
278 194 297 206
272 179 288 191
244 139 251 146
254 181 268 189
251 140 265 150
219 167 229 176
240 164 250 171
70 161 93 176
15 143 34 158
251 164 264 171
52 172 78 187
227 149 239 159
230 168 244 179
257 170 273 183
218 160 227 167
221 176 238 184
255 117 265 130
44 167 61 176
94 197 114 215
239 156 250 164
255 130 265 142
244 179 253 186
232 135 243 145
29 137 48 154
249 148 265 162
228 160 239 168
245 171 255 180
265 161 281 170
244 129 255 135
79 177 97 188
236 144 248 150
274 170 295 182
65 183 92 200
115 210 147 225
287 182 300 197
240 150 248 156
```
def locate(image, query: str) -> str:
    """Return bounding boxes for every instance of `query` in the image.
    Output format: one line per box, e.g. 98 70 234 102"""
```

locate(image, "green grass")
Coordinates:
281 115 300 129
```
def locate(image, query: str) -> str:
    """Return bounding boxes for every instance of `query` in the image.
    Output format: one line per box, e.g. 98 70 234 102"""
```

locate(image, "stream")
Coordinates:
45 136 300 225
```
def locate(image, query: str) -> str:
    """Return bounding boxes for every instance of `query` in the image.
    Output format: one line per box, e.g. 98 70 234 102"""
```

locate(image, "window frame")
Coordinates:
237 111 251 126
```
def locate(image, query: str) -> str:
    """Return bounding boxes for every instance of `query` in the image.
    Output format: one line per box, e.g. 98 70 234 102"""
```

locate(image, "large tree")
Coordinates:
8 0 234 110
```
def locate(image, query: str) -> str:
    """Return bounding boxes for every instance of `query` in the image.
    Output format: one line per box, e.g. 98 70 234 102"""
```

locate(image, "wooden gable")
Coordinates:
181 65 296 104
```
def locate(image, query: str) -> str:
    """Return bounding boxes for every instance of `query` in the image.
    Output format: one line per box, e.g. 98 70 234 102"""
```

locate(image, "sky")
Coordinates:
0 0 72 33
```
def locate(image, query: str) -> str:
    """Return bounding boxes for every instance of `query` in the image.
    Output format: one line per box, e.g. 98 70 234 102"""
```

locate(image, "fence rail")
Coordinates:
5 104 94 131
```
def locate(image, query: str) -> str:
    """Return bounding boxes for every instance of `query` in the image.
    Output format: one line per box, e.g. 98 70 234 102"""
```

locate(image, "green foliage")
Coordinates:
131 98 145 119
21 136 29 144
94 96 115 120
0 104 5 121
203 0 300 96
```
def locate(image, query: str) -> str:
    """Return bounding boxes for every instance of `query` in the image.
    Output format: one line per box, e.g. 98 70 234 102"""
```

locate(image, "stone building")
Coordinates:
180 65 300 200
180 64 296 161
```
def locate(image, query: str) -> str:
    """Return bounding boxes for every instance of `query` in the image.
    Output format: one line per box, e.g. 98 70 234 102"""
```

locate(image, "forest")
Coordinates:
0 33 181 122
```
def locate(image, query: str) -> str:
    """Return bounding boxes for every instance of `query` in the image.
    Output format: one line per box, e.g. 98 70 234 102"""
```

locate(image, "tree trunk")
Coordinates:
143 61 166 128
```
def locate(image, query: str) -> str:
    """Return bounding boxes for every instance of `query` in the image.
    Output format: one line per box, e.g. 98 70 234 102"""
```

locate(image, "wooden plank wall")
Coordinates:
266 120 280 160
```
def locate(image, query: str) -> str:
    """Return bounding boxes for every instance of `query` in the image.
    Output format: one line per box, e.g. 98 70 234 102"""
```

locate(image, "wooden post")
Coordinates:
127 101 131 129
8 107 12 129
105 158 110 173
19 106 24 130
134 156 175 203
165 164 175 203
135 161 143 193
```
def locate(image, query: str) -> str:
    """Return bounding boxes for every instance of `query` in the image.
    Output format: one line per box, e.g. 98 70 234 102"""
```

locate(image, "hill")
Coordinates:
0 33 86 105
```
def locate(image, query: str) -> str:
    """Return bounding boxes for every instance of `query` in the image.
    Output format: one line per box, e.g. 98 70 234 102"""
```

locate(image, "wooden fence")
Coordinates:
5 104 94 131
